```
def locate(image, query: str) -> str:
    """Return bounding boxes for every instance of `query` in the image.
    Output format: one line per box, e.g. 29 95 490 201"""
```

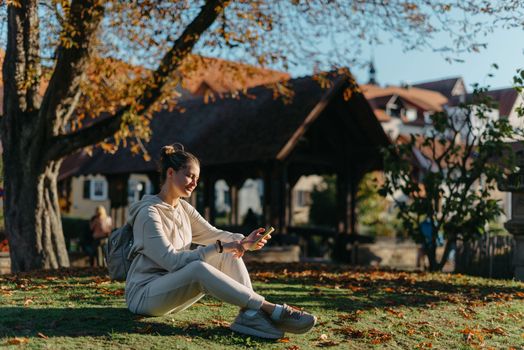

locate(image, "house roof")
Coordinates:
412 77 464 99
485 87 519 118
63 73 389 177
361 84 448 112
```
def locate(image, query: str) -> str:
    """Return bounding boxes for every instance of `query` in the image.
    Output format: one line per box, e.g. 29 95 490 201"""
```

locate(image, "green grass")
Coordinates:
1 263 524 349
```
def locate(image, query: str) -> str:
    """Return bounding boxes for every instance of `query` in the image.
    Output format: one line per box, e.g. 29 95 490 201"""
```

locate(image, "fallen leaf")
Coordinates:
6 337 29 345
37 332 48 339
135 325 153 334
384 307 405 319
23 298 33 307
286 346 300 350
482 327 507 336
277 337 290 343
210 319 230 328
318 334 328 341
317 340 339 347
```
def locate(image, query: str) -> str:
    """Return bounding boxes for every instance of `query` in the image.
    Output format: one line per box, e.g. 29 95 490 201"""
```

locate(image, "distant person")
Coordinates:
242 208 259 232
90 206 113 267
125 144 316 339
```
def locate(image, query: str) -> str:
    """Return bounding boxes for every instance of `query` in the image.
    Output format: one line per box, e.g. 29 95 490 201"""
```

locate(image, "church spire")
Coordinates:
368 58 377 85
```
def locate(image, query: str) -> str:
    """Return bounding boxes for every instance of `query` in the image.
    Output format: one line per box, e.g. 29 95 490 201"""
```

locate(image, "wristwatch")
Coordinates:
215 240 223 253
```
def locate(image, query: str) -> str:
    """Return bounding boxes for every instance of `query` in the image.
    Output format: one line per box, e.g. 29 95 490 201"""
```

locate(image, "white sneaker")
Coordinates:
230 310 284 339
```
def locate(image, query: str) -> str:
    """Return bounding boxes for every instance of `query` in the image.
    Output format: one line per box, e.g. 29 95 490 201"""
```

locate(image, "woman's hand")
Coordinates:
222 241 246 259
241 227 271 252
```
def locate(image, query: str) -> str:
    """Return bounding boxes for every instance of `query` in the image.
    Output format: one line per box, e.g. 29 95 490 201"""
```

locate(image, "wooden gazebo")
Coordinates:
63 73 390 239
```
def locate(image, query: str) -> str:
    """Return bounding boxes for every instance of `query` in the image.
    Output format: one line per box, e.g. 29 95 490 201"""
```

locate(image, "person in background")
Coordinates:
90 206 113 267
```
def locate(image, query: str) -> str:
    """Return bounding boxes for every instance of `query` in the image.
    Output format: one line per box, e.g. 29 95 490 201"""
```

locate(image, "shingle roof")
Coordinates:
412 77 463 99
64 74 389 176
485 88 519 118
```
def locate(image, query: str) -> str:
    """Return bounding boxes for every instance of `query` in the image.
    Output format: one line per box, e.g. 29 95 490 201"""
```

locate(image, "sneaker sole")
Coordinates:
278 316 317 334
230 322 284 339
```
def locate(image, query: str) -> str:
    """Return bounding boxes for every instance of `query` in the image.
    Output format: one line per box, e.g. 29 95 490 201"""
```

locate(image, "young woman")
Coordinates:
89 206 113 267
125 144 316 339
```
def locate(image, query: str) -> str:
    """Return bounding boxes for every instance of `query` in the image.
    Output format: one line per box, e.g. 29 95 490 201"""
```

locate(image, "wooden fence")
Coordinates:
455 235 515 279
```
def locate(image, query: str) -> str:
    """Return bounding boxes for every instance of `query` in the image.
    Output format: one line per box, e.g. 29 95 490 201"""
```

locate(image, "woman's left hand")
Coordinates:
241 227 271 252
222 241 246 259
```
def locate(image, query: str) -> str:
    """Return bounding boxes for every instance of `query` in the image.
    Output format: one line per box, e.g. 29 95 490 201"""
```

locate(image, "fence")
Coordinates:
455 235 515 279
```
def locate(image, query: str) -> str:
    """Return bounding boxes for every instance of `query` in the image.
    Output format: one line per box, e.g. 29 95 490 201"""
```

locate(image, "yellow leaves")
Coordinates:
5 0 22 8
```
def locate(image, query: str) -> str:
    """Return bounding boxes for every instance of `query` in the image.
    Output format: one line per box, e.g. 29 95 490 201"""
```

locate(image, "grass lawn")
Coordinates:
1 263 524 349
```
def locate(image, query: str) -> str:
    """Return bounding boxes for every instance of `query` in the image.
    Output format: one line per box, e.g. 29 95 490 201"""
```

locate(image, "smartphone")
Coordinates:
249 227 275 251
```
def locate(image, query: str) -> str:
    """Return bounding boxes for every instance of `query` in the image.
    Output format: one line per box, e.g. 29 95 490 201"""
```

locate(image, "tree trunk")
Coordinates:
3 149 69 272
437 236 456 271
425 243 438 271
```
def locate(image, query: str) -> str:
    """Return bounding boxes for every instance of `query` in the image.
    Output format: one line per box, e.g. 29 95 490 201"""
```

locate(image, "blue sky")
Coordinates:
288 26 524 91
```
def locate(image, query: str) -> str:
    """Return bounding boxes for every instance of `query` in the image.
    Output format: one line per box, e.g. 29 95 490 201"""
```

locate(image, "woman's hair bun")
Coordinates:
161 145 176 156
161 143 186 158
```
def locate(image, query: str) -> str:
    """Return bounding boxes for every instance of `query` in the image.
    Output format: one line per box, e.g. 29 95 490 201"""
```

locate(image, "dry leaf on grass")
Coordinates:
286 345 300 350
482 327 507 336
37 332 48 339
135 325 153 334
277 337 290 343
6 337 29 345
210 319 230 328
384 307 405 319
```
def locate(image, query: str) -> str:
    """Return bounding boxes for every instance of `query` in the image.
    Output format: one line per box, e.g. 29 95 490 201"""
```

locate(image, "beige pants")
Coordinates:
129 253 265 316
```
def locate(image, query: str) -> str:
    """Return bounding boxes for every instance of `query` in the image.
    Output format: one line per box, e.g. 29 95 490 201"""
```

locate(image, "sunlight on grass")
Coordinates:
1 263 524 349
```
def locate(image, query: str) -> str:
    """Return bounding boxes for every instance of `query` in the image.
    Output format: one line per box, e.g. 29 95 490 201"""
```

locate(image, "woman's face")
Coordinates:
167 161 200 198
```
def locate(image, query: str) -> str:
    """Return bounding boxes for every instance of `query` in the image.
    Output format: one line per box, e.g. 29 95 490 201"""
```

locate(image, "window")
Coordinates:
295 190 311 207
128 179 149 204
405 109 417 122
83 180 91 199
87 179 108 201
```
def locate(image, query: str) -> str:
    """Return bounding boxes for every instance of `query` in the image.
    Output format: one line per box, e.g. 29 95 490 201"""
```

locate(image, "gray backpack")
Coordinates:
105 223 135 281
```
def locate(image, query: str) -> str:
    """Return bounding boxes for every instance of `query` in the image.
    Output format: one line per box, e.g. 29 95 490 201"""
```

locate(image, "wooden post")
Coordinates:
203 176 216 225
336 171 350 234
230 184 239 226
263 171 271 225
269 162 289 233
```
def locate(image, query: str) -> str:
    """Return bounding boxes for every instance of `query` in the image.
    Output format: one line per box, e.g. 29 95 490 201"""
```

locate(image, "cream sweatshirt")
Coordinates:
124 195 245 302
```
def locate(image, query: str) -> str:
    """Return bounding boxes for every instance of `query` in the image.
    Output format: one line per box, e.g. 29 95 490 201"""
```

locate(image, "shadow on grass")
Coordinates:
254 275 524 313
0 306 276 345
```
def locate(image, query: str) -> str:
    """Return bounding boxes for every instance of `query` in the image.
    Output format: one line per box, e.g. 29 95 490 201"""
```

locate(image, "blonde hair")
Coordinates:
95 206 107 219
159 143 200 184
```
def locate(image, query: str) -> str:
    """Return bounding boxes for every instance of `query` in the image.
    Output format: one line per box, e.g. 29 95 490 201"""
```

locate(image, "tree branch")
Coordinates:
46 0 228 161
39 0 105 138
